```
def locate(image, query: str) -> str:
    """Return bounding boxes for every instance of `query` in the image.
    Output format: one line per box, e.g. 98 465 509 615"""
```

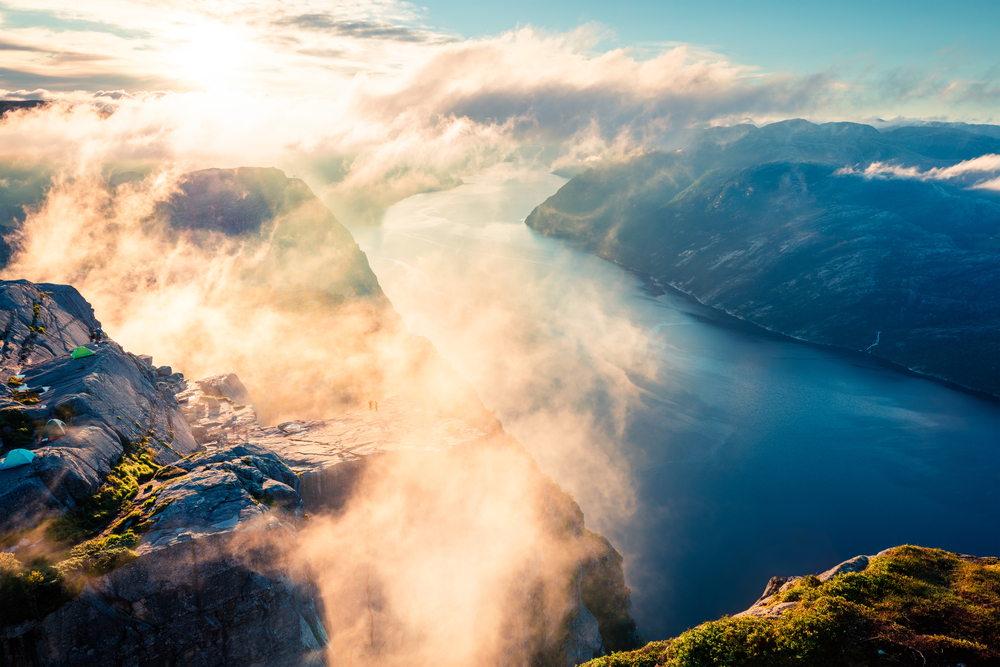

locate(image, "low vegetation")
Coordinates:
0 406 40 452
1 436 180 627
581 546 1000 667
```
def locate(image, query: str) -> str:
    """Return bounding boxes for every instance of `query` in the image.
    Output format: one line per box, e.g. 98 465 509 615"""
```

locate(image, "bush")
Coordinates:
0 555 76 627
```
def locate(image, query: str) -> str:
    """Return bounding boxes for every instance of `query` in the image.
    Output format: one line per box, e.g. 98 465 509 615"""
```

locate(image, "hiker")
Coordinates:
374 401 378 412
368 400 373 411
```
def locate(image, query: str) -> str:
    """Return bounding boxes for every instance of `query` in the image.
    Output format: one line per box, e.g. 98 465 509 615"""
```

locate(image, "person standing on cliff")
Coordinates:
374 401 378 412
368 400 373 411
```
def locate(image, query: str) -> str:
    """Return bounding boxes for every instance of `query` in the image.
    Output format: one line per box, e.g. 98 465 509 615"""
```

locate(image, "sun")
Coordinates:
171 22 248 90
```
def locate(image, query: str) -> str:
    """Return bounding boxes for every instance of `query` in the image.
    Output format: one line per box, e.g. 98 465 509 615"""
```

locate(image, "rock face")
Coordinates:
0 281 198 533
0 282 640 666
163 167 389 305
0 281 100 379
3 520 328 667
0 281 329 667
526 120 1000 395
180 387 641 663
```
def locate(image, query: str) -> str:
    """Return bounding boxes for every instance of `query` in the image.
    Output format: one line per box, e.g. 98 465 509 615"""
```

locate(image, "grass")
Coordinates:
0 531 141 627
46 437 162 543
1 436 185 628
580 546 1000 667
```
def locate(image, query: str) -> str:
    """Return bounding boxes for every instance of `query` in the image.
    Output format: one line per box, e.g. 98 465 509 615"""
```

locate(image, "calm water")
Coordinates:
350 168 1000 639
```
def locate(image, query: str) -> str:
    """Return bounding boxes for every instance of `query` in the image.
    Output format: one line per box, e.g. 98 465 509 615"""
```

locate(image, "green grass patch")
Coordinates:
580 546 1000 667
46 440 161 543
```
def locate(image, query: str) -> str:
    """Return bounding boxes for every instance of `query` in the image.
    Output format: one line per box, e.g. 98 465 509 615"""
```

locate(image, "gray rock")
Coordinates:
561 605 603 667
735 601 799 619
0 280 198 533
263 479 300 509
135 354 152 367
0 280 99 381
156 365 171 377
818 554 870 582
737 552 876 618
1 526 330 666
196 373 254 407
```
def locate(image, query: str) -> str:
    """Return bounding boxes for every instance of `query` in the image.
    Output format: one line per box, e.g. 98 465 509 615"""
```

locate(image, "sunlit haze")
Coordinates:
0 2 997 665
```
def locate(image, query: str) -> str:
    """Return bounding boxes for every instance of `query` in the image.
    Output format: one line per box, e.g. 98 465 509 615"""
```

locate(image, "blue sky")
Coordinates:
418 0 998 80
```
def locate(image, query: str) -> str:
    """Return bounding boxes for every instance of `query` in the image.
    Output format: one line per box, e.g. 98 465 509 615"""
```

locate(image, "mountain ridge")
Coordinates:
526 119 1000 396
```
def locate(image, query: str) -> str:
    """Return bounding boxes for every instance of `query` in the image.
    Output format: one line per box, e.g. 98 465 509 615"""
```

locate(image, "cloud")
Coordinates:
836 153 1000 191
0 26 840 224
0 40 45 52
274 13 454 44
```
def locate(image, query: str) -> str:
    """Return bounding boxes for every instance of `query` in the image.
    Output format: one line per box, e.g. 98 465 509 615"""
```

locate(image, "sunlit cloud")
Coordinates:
835 153 1000 191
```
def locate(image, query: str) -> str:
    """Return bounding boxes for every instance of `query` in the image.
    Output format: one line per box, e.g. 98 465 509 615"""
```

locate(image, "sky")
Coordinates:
1 0 997 121
0 0 997 224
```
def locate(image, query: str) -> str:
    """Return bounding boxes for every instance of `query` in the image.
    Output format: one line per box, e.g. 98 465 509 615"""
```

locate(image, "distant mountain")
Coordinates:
527 120 1000 395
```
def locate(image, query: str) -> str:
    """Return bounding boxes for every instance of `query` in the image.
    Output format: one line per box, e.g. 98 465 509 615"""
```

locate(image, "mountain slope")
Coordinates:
527 120 1000 395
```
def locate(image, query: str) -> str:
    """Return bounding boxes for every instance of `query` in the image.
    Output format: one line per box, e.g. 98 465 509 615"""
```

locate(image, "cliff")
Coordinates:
526 120 1000 396
0 278 640 666
579 545 1000 667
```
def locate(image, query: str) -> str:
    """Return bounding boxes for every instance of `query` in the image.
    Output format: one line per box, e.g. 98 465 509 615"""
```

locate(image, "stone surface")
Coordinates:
1 525 329 667
0 280 198 532
736 552 877 618
0 280 638 666
0 281 100 382
561 604 603 667
1 439 327 667
818 554 870 582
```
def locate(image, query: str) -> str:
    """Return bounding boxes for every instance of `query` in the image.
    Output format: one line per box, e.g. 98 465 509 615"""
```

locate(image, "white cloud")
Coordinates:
0 25 832 222
838 153 1000 191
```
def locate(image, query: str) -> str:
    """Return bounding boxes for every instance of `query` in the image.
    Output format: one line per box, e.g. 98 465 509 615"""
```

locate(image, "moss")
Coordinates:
7 376 22 387
149 497 174 516
580 546 1000 667
11 391 40 405
584 641 669 667
46 443 161 543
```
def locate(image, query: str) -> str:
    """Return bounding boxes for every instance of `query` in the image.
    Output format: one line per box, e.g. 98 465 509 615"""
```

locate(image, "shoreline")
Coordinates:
606 256 1000 405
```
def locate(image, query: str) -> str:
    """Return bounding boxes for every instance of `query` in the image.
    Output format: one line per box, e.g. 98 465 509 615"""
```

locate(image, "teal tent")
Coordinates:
0 449 35 470
71 346 95 359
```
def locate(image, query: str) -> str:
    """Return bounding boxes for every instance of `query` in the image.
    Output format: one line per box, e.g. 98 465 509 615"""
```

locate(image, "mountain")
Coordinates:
526 120 1000 395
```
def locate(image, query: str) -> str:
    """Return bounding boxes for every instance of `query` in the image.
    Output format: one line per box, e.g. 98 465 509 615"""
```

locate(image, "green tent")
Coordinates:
71 346 95 359
0 449 35 470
